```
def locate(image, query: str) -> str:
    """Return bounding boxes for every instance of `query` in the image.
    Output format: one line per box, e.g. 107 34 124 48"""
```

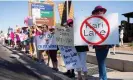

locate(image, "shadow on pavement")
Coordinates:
4 45 72 80
0 57 41 80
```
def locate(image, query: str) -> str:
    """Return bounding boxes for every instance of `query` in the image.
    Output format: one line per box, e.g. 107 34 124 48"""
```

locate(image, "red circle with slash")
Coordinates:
80 16 110 45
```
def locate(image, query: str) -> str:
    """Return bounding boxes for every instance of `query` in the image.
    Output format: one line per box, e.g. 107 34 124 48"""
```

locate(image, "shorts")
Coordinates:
23 39 30 45
17 40 21 45
48 50 57 62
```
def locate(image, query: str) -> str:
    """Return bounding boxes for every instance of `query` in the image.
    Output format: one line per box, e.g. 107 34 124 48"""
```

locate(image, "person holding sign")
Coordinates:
62 20 75 78
48 26 58 71
36 24 49 64
92 6 113 80
68 19 89 80
10 31 15 47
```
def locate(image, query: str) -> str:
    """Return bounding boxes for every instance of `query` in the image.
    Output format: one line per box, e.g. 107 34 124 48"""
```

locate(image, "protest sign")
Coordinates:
36 33 57 50
74 13 119 45
55 27 74 46
58 46 81 70
28 18 34 26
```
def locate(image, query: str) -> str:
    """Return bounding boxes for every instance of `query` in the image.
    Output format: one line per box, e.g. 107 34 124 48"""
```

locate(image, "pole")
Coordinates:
67 0 68 20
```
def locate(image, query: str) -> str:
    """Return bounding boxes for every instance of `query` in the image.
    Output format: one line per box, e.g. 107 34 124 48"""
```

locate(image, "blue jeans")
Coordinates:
95 48 109 80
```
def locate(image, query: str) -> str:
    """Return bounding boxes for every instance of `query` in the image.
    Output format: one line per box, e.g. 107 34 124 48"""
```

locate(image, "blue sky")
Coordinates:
0 1 133 33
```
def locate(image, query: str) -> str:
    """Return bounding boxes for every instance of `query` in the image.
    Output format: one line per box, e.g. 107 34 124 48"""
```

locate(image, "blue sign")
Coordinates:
31 3 53 11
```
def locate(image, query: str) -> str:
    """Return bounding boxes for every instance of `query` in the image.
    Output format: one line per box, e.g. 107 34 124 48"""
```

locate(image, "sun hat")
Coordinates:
67 19 73 25
92 6 107 14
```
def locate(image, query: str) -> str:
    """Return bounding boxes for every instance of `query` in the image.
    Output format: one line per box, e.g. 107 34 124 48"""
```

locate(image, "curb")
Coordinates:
87 52 133 72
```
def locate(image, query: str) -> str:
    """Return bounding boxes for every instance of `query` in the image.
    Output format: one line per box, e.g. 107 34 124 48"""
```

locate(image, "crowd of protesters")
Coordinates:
0 5 123 80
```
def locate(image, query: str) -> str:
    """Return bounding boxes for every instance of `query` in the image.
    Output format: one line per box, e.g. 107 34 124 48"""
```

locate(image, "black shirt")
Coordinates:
75 46 89 52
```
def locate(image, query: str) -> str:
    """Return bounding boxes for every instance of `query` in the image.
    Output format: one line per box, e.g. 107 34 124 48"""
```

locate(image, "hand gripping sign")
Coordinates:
74 13 119 45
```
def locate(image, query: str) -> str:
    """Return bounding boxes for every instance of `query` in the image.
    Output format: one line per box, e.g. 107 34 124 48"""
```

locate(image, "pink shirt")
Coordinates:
35 30 42 36
10 32 14 41
16 34 20 41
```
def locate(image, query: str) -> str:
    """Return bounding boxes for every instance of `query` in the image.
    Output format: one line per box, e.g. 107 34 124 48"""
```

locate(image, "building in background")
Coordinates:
122 12 133 42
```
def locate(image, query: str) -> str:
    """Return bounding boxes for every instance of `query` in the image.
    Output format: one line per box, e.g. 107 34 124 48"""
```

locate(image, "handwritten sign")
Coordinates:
74 13 119 45
58 46 81 70
36 33 57 50
55 27 74 46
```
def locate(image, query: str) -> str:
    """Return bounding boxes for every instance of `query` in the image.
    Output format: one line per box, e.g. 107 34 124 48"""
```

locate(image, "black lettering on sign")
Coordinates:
65 48 72 53
57 28 64 32
100 30 106 35
56 37 63 43
38 45 42 48
60 32 62 35
49 45 52 48
66 61 70 65
66 28 70 32
68 38 72 43
60 47 64 51
92 22 104 28
62 33 69 36
83 21 106 37
84 24 89 36
43 45 47 48
92 24 97 28
47 34 53 39
70 52 77 57
89 31 96 36
84 30 88 36
63 55 70 59
53 45 57 48
70 58 77 63
49 45 56 48
56 37 60 41
72 63 76 66
39 34 47 39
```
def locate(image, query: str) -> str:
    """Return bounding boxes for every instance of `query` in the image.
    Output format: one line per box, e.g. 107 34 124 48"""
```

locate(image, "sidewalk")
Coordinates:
45 50 133 80
3 44 133 80
93 72 133 80
87 47 133 72
89 46 133 54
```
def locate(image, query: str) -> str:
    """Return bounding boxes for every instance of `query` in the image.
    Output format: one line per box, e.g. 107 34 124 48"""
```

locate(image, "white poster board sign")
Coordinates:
36 33 57 50
74 13 119 46
58 46 82 70
55 27 74 46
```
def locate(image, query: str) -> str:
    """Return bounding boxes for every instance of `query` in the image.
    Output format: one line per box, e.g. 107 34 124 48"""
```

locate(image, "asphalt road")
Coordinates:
0 44 41 80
